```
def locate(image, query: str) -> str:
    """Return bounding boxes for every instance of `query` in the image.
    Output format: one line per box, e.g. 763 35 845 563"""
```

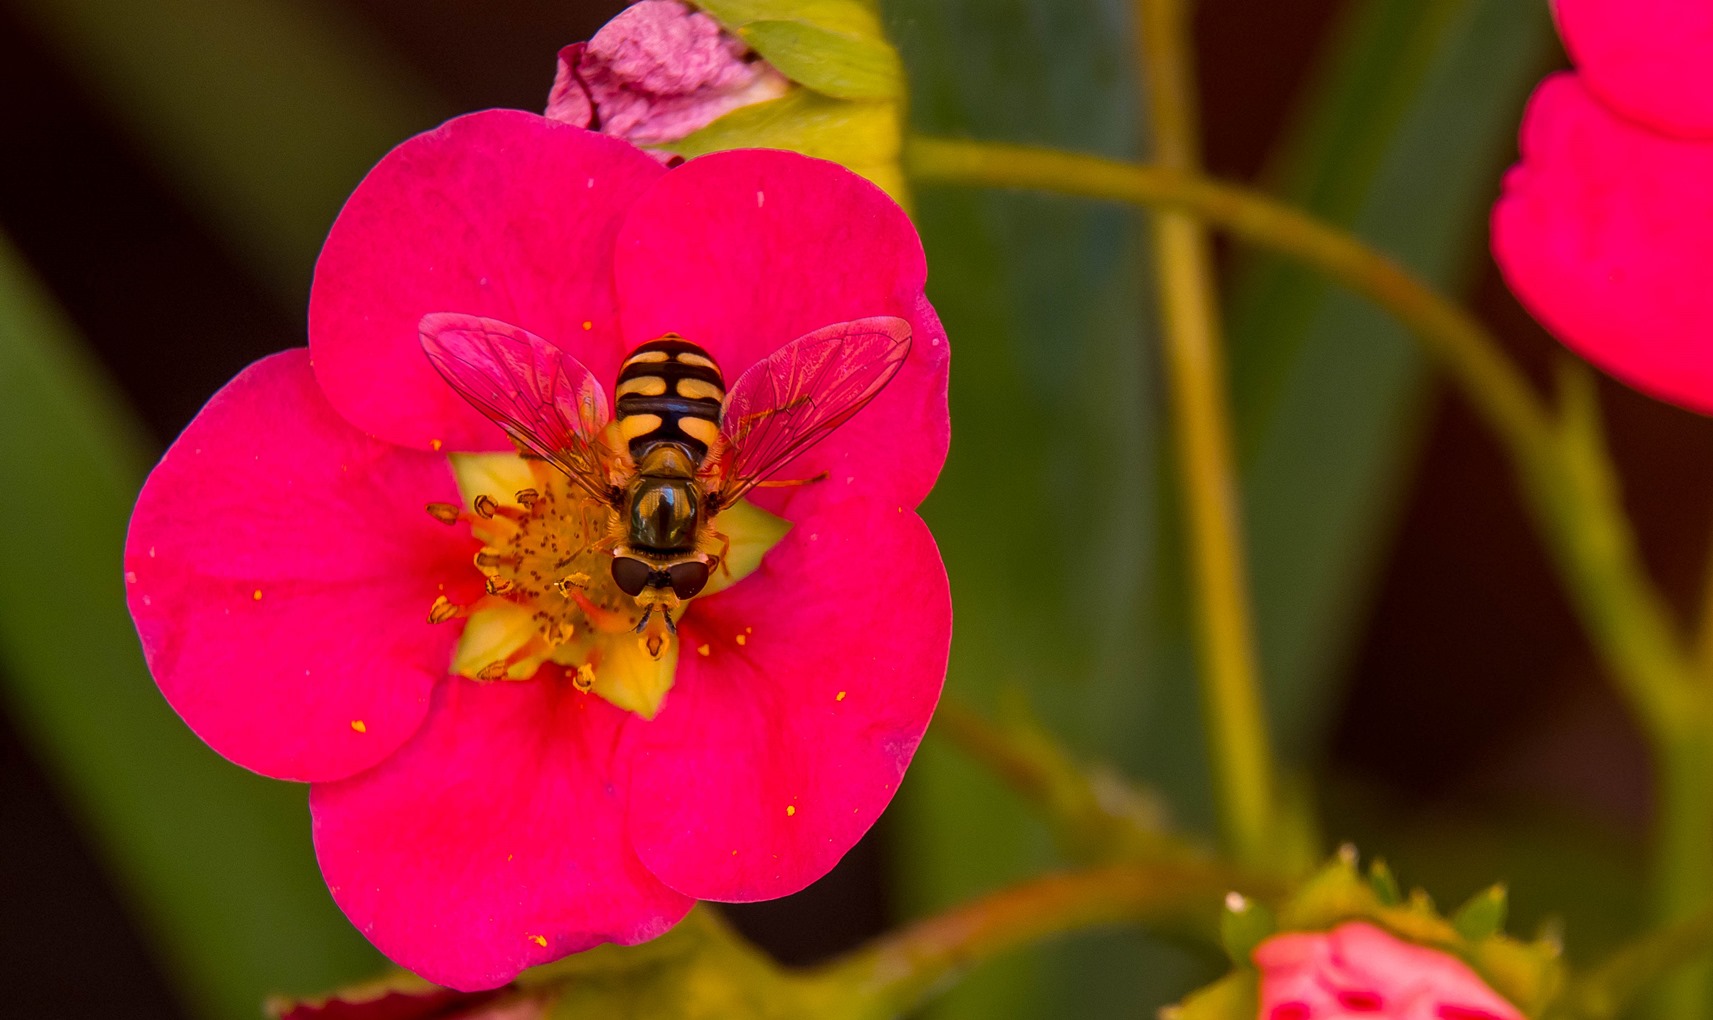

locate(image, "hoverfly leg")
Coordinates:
751 471 829 489
634 605 653 634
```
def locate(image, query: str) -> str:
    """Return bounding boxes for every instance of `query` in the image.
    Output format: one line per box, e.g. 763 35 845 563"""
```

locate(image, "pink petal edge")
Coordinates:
1555 0 1713 139
312 675 694 992
125 349 481 782
310 109 664 451
1492 74 1713 414
624 495 950 900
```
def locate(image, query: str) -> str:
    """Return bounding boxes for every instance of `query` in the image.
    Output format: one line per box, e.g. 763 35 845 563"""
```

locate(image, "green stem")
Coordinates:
1572 898 1713 1019
901 136 1693 737
804 862 1259 1018
1651 732 1713 1015
1133 0 1277 872
903 135 1712 1011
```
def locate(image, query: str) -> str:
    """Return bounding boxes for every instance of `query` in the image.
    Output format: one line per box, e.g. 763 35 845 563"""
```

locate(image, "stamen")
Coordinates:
573 663 596 691
485 576 516 596
514 487 540 508
427 595 465 624
476 661 508 681
474 550 509 570
473 494 499 518
425 502 462 525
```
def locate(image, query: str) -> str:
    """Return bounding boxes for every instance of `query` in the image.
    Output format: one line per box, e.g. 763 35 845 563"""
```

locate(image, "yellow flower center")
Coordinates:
429 452 788 718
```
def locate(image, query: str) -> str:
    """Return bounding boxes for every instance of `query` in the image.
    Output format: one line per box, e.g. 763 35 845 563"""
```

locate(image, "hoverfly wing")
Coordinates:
714 316 911 507
420 313 617 504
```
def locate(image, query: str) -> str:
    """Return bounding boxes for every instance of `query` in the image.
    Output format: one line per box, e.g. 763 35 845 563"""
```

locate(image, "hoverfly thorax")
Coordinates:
420 311 912 686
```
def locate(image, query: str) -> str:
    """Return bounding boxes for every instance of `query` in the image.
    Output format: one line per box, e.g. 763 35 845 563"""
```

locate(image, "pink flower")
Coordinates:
547 0 788 151
125 109 950 991
1491 0 1713 413
1254 922 1523 1020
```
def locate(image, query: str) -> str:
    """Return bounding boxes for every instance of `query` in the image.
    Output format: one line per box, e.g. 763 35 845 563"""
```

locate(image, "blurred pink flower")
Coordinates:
126 109 950 991
547 0 787 151
1255 922 1523 1020
1492 0 1713 412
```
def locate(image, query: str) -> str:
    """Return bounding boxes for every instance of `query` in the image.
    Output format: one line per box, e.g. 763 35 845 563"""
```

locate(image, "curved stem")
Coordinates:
901 135 1694 738
1131 0 1277 871
804 862 1260 1018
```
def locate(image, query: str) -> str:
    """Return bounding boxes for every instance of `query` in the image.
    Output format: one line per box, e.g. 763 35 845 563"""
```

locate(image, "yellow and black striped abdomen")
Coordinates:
614 336 725 464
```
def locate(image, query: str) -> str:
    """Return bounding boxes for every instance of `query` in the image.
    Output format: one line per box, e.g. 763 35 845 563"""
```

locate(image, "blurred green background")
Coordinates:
5 0 1712 1017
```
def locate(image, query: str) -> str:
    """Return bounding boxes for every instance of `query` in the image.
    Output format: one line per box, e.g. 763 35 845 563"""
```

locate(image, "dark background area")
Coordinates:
4 0 1708 1016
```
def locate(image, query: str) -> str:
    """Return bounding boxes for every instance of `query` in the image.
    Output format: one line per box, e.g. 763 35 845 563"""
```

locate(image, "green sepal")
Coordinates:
668 89 905 203
1161 970 1257 1020
695 0 886 41
1453 884 1510 944
1368 858 1403 907
1220 893 1277 967
739 21 902 99
1277 851 1563 1016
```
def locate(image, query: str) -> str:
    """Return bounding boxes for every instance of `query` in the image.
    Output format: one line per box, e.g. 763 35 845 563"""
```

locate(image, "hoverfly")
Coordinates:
420 312 911 648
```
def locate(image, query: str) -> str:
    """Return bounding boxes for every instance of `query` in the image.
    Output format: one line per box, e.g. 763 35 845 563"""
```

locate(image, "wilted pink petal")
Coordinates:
310 110 662 452
1255 922 1522 1020
312 676 694 992
1492 74 1713 413
1555 0 1713 139
625 495 949 900
546 0 787 149
125 350 480 782
614 148 950 508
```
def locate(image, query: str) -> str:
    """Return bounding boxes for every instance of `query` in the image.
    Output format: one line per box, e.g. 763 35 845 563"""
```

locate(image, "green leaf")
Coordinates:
739 21 903 99
1216 0 1554 765
0 236 380 1019
7 0 440 304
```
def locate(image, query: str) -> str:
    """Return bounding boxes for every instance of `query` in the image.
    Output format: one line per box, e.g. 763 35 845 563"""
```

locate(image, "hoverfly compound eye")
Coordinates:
611 556 652 597
667 561 711 600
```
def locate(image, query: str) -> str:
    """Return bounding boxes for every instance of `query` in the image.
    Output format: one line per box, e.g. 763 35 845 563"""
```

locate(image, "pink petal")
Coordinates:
1555 0 1713 138
311 675 694 992
546 43 595 128
623 495 949 900
125 350 481 782
1492 73 1713 414
614 149 949 509
309 109 665 451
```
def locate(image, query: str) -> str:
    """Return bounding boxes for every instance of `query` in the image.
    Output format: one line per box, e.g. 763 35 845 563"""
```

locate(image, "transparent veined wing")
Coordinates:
714 316 912 508
420 313 618 504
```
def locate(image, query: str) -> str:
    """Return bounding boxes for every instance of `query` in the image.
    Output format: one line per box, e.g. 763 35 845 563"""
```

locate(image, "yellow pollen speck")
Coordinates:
582 320 593 330
836 691 846 702
745 626 753 634
736 634 747 646
697 644 711 656
786 805 796 816
529 934 547 948
350 720 367 733
430 439 443 451
731 849 739 856
252 589 263 601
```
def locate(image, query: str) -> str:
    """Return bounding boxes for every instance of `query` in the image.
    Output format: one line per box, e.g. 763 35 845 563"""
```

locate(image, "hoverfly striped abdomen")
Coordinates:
614 335 725 464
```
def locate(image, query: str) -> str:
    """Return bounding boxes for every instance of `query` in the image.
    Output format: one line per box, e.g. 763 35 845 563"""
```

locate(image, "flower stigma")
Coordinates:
427 450 788 719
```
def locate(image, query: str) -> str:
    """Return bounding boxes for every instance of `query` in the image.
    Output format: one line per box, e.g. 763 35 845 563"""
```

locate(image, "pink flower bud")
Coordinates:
1254 922 1522 1020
